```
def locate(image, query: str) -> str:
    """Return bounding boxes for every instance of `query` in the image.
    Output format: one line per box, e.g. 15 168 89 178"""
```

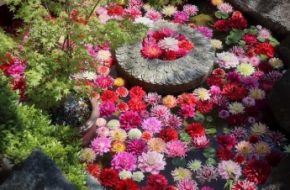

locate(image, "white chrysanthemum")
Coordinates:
235 141 253 156
172 167 192 181
110 128 127 142
107 119 120 129
228 102 245 114
97 50 111 61
251 122 268 136
134 17 154 27
269 58 284 69
193 88 211 101
249 88 265 100
132 171 145 182
211 39 223 49
162 5 177 16
143 4 153 11
217 52 240 69
119 170 132 180
255 141 270 156
158 37 179 51
187 159 202 172
82 71 97 80
236 63 255 76
128 128 142 139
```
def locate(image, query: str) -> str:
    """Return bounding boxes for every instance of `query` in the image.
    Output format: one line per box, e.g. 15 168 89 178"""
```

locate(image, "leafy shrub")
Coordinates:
0 72 87 190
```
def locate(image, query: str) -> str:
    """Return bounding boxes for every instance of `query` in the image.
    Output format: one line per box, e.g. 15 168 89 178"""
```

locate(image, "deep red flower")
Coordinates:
217 146 234 160
177 93 197 106
179 40 194 51
258 63 273 73
129 86 146 99
117 102 129 112
86 164 101 178
243 34 258 45
249 135 259 144
164 186 177 190
255 42 275 58
234 154 246 164
265 151 283 167
99 168 120 188
212 68 226 77
116 86 129 97
164 50 178 60
146 174 168 189
206 75 224 87
186 122 205 138
217 134 237 150
243 159 271 184
230 11 248 29
101 90 118 102
196 100 214 114
214 20 231 31
115 179 139 190
222 83 248 101
159 128 179 142
245 106 259 117
128 98 147 112
226 114 246 126
107 4 125 16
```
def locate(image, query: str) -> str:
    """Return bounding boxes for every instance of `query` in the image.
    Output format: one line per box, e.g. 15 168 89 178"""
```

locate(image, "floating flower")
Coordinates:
164 114 182 129
162 95 177 108
196 26 213 39
243 159 271 184
159 128 178 142
232 180 257 190
110 128 127 142
99 168 120 188
144 92 161 105
114 77 125 87
138 151 166 174
132 171 145 182
192 135 210 148
249 88 265 100
91 137 111 156
96 126 110 137
166 140 188 157
111 141 126 153
177 179 198 190
146 174 168 188
120 111 142 131
127 139 147 156
172 168 192 181
162 5 177 16
269 58 283 69
173 11 189 24
145 10 162 21
218 3 233 13
96 50 111 62
183 4 198 16
254 141 270 156
194 88 211 101
187 159 202 172
100 101 116 117
119 170 132 180
148 138 167 153
217 160 242 180
107 119 120 129
141 43 163 59
115 179 138 190
228 102 245 115
151 105 171 121
211 39 223 49
80 148 96 163
217 52 240 69
196 165 218 183
112 152 137 171
142 117 162 133
251 122 268 136
237 63 255 76
128 128 142 139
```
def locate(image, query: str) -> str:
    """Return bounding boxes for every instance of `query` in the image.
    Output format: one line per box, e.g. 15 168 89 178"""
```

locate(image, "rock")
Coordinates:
277 33 290 68
0 150 77 190
227 0 290 37
263 156 290 190
268 70 290 135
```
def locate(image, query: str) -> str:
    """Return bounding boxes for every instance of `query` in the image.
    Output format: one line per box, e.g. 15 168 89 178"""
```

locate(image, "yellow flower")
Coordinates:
171 168 192 181
236 63 255 76
79 148 96 163
249 88 265 100
211 0 224 6
228 102 245 114
110 128 127 142
148 138 166 153
211 39 223 49
255 141 270 156
235 141 253 156
114 77 125 87
194 88 211 101
112 141 126 153
162 95 177 108
162 5 177 16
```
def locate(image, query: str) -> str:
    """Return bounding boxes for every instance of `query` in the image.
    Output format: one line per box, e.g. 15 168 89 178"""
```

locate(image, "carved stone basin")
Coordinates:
116 21 215 95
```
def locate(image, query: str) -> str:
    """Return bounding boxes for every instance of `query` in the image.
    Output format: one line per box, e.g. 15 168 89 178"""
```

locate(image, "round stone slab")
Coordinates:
116 21 215 95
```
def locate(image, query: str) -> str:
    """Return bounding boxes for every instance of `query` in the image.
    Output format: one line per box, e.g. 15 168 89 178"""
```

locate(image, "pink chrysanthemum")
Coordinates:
111 152 137 171
125 8 142 18
173 11 189 24
164 114 182 129
217 160 242 180
138 151 166 174
120 111 142 131
95 75 114 89
196 165 218 183
183 4 199 16
180 105 196 118
144 92 161 105
142 117 163 134
127 139 148 156
99 101 116 117
129 0 143 9
196 26 213 39
151 105 171 121
145 10 162 21
141 43 163 59
90 137 111 156
232 180 257 190
177 179 198 190
166 140 188 158
192 135 209 148
217 3 233 14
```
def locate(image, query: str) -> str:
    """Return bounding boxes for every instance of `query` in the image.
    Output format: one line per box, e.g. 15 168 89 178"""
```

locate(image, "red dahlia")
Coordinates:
186 122 205 138
146 174 168 189
99 168 120 188
159 128 179 142
196 100 214 114
129 86 146 99
115 179 139 190
86 164 100 178
243 34 258 45
128 98 147 112
222 83 248 101
230 11 248 29
101 90 119 102
216 146 234 160
107 4 125 16
217 134 237 150
243 159 271 184
177 93 197 106
255 42 275 58
214 20 231 31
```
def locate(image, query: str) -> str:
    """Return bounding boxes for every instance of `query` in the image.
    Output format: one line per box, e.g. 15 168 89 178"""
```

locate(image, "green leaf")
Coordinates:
215 11 229 19
226 29 245 45
203 147 216 158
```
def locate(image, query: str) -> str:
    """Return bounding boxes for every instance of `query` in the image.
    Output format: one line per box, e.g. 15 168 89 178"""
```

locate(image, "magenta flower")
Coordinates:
217 160 242 180
142 117 162 133
196 165 218 183
166 140 188 157
173 11 189 24
177 179 198 190
95 75 114 89
90 137 111 156
126 139 148 156
145 10 162 21
111 152 137 171
120 111 142 131
138 151 166 174
100 101 116 117
183 4 199 16
196 26 213 39
150 105 171 121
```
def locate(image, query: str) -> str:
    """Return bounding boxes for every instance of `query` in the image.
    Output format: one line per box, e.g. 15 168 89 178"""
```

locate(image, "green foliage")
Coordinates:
0 72 87 190
147 0 186 9
225 29 245 45
215 11 229 19
0 29 16 57
191 14 214 26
